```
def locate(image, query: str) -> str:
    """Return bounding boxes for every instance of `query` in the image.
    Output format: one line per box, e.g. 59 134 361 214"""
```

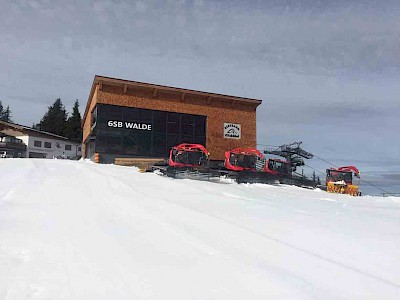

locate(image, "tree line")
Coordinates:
33 99 83 143
1 99 82 143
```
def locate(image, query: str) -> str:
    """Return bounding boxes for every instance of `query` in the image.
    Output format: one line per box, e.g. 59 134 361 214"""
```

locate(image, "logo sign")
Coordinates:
107 120 152 131
224 123 241 139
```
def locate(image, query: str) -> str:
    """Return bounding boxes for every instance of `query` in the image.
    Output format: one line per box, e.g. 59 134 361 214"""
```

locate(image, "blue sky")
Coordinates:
1 0 399 194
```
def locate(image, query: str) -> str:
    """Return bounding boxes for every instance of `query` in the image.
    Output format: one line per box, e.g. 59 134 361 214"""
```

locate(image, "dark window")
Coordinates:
153 111 166 133
44 142 51 148
122 125 152 155
181 115 194 136
167 134 180 152
104 105 123 120
195 116 206 136
97 133 122 153
193 135 206 146
134 131 152 155
153 133 167 156
65 144 72 151
167 113 180 134
95 104 207 158
34 140 42 147
124 107 137 122
140 109 152 123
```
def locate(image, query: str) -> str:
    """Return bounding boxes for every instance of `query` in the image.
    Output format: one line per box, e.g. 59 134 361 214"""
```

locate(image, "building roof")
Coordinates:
0 120 71 141
83 75 263 123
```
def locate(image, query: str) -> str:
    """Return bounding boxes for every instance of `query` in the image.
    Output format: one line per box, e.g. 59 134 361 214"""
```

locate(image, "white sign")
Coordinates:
107 120 152 131
224 123 241 139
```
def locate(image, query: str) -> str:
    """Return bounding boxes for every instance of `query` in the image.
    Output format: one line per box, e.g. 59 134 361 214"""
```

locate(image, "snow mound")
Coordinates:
1 159 399 299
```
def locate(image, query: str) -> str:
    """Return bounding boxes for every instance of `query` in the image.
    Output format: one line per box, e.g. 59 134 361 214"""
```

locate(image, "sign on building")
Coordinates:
107 120 152 131
224 123 241 139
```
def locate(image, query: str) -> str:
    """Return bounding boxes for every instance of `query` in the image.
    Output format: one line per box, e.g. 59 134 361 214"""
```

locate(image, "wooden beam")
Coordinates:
98 81 103 90
123 84 127 93
94 76 262 105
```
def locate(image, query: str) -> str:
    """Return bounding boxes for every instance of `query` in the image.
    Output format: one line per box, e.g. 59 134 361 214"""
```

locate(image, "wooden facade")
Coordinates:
82 75 262 161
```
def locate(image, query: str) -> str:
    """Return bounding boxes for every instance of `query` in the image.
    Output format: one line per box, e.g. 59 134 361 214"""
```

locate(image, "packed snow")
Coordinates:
1 159 399 299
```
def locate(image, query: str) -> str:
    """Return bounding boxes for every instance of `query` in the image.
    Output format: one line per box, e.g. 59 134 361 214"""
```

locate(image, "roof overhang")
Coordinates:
83 75 262 124
0 120 69 141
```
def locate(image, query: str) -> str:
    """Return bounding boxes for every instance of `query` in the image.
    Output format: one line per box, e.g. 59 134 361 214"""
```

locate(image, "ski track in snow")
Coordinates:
0 159 400 299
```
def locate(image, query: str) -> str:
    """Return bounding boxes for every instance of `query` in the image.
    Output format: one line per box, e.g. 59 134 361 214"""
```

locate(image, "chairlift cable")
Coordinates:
256 143 279 148
303 164 325 176
258 143 395 196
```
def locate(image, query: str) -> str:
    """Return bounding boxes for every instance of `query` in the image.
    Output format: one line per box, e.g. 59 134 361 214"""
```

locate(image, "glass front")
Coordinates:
268 160 290 174
92 104 206 158
327 170 353 183
229 154 257 169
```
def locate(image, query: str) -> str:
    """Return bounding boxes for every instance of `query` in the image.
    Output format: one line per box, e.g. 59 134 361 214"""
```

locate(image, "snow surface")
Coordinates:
1 159 400 299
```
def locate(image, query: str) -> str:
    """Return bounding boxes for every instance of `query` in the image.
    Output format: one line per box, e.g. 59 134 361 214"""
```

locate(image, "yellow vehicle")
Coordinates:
326 166 361 196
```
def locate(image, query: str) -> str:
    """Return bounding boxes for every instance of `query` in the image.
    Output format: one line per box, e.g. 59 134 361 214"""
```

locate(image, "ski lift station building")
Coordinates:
82 75 262 163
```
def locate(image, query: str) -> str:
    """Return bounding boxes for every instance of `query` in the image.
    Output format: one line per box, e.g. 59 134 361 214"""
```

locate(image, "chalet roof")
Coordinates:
0 120 70 141
83 75 262 123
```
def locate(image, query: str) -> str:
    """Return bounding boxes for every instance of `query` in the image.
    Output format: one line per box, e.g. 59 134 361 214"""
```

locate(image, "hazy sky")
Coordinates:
1 0 399 193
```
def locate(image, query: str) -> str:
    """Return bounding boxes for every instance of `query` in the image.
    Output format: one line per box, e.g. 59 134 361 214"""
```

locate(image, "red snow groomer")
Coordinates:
169 143 210 168
224 148 267 172
265 158 292 175
326 166 361 196
165 142 318 187
224 147 290 175
167 143 216 180
224 147 306 185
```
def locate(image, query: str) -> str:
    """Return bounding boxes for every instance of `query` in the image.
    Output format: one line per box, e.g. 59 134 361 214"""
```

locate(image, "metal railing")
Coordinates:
382 193 400 197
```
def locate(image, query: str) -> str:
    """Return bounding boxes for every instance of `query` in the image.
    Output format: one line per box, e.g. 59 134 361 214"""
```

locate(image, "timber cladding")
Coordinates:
82 75 262 161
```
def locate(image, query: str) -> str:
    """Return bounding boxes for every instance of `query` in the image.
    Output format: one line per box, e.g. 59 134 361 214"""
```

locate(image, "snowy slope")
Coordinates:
0 159 399 299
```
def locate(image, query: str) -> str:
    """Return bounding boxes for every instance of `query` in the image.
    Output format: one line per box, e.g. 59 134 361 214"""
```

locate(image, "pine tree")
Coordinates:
32 123 41 130
39 98 68 136
2 106 12 122
65 100 82 142
0 101 12 122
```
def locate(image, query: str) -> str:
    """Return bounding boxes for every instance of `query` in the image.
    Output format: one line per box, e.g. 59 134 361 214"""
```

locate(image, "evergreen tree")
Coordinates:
32 123 41 130
2 106 12 122
65 100 82 142
0 101 12 122
39 98 68 136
